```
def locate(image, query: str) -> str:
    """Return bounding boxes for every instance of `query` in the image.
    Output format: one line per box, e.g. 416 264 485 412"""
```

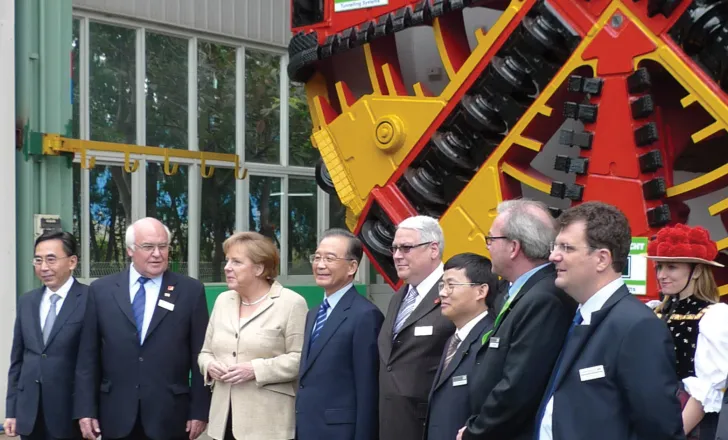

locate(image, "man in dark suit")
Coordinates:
717 381 728 440
425 253 497 440
296 228 384 440
534 202 684 440
4 232 87 440
378 215 455 440
459 200 577 440
74 218 210 440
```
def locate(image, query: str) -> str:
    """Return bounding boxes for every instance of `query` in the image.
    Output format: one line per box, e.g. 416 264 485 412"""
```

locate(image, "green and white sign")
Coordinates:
623 237 648 295
335 0 389 12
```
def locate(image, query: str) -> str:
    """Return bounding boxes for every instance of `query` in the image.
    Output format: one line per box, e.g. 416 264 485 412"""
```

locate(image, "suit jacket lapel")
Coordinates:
380 285 407 363
145 271 178 341
435 314 493 390
301 288 356 378
113 268 136 328
553 285 630 390
30 288 45 350
44 280 82 348
299 306 318 374
398 280 441 334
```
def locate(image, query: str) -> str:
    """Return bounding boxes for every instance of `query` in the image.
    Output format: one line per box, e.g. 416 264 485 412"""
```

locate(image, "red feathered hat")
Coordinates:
647 224 724 267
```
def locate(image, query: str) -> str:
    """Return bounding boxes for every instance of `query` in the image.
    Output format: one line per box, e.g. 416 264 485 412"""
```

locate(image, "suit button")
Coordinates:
41 354 47 359
232 352 236 357
387 366 392 372
139 357 143 362
35 380 40 384
135 385 139 389
235 333 238 338
299 385 304 389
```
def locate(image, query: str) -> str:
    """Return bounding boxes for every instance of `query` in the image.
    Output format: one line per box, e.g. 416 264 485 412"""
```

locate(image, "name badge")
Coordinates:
452 375 468 387
158 299 175 311
414 326 434 336
579 365 605 382
489 337 500 349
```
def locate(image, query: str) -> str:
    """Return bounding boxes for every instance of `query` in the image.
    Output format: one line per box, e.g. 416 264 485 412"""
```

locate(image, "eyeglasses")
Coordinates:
389 241 433 255
549 242 596 254
32 256 71 267
135 243 169 253
485 236 508 246
309 254 355 264
438 281 482 293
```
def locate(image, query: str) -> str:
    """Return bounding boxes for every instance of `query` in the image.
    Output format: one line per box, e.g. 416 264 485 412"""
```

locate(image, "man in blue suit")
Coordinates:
425 253 498 440
296 228 384 440
74 218 210 440
535 202 684 440
4 231 88 440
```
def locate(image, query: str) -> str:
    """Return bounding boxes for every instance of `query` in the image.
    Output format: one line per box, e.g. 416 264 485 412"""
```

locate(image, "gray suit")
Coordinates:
377 278 455 440
716 379 728 440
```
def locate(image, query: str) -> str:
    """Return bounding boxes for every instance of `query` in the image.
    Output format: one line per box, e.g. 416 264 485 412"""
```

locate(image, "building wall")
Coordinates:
71 0 290 47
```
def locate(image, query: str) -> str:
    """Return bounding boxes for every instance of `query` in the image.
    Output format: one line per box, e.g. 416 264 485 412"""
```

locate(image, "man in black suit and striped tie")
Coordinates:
377 216 456 440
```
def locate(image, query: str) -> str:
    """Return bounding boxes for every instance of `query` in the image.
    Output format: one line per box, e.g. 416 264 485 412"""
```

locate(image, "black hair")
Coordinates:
444 252 501 309
34 231 78 257
320 228 364 264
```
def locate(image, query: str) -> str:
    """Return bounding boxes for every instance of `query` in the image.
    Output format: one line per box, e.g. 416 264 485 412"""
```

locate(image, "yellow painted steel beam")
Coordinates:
42 134 248 179
708 197 728 216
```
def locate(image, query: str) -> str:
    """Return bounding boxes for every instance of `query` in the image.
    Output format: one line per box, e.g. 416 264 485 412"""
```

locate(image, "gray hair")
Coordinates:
125 218 173 250
397 215 445 258
497 199 556 261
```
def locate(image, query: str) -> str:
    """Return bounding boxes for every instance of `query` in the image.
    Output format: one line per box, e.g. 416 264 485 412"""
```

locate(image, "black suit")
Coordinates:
717 380 728 440
73 269 211 440
6 280 88 440
296 286 384 440
378 276 456 440
534 285 684 440
464 264 576 440
425 313 494 440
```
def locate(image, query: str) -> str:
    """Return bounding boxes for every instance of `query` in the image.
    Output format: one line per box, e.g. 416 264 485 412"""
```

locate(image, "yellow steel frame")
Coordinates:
41 133 248 179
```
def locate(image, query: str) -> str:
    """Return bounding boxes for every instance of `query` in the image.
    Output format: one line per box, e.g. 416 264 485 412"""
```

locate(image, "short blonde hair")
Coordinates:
223 232 279 284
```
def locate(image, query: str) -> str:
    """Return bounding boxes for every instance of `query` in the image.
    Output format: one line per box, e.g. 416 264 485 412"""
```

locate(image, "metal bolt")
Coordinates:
611 14 623 28
376 121 394 144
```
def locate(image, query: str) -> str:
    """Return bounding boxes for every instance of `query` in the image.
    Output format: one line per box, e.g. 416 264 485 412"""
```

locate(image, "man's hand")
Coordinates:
221 362 255 385
207 360 227 381
79 417 101 440
456 426 466 440
3 418 17 437
186 419 207 440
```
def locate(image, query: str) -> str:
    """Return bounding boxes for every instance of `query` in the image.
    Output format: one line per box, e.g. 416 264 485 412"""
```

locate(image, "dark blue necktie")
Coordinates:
133 277 150 343
310 299 330 347
534 309 583 438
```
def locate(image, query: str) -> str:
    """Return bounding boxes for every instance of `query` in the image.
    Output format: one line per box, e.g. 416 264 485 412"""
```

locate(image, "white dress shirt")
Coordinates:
456 310 490 347
129 265 164 343
539 277 624 440
40 276 75 330
412 263 444 309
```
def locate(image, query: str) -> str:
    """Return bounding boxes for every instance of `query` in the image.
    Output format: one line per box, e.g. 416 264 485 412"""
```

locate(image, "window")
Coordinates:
245 49 280 164
249 175 282 250
288 178 318 275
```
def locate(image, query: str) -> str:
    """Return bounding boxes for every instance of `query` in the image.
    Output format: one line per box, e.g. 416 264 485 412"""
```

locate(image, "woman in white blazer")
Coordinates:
198 231 308 440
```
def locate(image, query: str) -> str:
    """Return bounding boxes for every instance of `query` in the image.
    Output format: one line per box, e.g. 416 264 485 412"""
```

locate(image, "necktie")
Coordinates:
42 294 61 345
133 277 150 343
482 290 517 345
443 333 462 371
534 310 584 435
310 299 330 347
393 286 418 338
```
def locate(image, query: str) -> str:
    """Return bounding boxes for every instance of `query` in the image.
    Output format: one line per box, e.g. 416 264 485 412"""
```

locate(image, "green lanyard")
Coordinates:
481 290 517 346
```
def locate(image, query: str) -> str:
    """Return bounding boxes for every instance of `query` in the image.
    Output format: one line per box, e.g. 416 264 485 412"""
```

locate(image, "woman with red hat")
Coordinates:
647 223 728 440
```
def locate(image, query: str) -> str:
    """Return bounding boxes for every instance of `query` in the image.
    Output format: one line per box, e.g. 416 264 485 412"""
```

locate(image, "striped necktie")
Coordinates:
310 299 330 347
443 333 461 371
132 277 150 343
392 286 418 339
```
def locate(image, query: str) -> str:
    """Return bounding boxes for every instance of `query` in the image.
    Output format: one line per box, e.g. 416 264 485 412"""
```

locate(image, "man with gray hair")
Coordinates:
378 215 456 440
457 199 576 440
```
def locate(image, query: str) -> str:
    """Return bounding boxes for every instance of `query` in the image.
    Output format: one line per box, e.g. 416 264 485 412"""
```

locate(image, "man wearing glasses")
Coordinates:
4 232 87 440
378 215 455 440
296 228 384 440
74 217 210 440
458 199 576 440
424 253 499 440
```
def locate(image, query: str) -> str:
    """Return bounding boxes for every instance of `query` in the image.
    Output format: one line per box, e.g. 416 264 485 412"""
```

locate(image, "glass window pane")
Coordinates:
198 42 236 154
72 164 82 277
289 81 318 167
288 178 318 275
200 168 235 283
249 175 282 254
89 22 136 143
146 163 189 275
245 49 280 164
90 165 132 278
329 194 348 230
146 32 188 149
72 19 80 139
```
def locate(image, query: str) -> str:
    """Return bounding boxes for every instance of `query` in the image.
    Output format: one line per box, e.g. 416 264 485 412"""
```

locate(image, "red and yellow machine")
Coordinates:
288 0 728 301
